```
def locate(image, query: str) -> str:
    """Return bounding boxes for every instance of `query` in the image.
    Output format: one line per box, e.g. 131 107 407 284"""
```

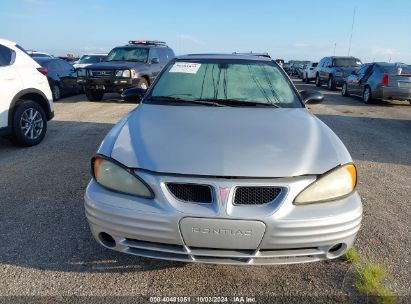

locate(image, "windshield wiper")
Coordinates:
196 99 281 108
147 96 224 107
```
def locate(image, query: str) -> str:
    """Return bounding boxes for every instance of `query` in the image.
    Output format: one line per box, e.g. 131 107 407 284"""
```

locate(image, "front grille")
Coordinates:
167 183 213 203
234 187 281 205
90 70 113 78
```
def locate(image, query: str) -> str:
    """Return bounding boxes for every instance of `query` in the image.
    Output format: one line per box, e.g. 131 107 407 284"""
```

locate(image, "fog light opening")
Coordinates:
326 243 347 259
99 232 116 248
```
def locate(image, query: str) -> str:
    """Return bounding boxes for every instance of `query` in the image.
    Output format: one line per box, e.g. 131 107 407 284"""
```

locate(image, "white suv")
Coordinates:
0 39 54 146
302 62 318 84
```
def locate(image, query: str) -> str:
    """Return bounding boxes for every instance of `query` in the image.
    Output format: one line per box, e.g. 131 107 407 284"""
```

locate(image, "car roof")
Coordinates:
176 53 273 62
328 56 359 59
82 53 107 56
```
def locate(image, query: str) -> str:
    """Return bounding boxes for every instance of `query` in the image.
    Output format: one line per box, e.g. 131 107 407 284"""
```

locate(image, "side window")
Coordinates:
0 44 14 67
363 65 373 77
357 64 369 75
318 58 325 68
157 48 168 63
167 49 175 60
150 48 159 61
326 58 332 67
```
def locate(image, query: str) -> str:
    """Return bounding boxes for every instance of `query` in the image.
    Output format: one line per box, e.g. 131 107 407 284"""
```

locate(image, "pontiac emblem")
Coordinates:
219 187 230 205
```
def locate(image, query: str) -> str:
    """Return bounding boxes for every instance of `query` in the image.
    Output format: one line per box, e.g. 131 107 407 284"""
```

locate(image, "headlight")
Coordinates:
92 156 153 198
294 164 357 205
115 70 131 78
335 72 343 77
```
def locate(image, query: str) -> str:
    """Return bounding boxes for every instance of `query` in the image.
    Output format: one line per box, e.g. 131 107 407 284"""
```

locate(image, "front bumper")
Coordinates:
84 173 362 265
78 77 137 93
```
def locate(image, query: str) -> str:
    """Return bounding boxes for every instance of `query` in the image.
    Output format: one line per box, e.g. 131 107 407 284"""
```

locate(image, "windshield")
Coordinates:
79 55 105 64
148 60 301 108
106 47 148 62
333 58 362 67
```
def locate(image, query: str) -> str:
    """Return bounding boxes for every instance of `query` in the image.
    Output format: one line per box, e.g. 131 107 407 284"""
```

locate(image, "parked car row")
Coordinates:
0 38 178 146
283 60 310 77
292 55 411 104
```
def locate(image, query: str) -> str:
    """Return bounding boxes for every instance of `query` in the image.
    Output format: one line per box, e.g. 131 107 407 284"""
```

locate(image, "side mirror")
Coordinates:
151 58 160 64
121 87 147 103
299 90 324 104
351 70 357 75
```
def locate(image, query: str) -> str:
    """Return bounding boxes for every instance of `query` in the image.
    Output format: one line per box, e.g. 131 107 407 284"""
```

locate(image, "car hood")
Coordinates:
73 63 91 69
86 61 145 70
107 105 352 177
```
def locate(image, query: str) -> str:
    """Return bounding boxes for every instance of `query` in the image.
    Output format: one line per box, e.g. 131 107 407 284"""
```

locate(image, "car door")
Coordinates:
157 48 168 71
60 60 78 91
0 44 21 128
351 64 370 95
358 64 374 93
55 60 73 92
148 48 161 82
320 58 330 81
316 59 324 80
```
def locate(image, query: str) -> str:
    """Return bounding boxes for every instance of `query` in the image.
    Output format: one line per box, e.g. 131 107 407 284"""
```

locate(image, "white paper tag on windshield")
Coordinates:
170 62 201 74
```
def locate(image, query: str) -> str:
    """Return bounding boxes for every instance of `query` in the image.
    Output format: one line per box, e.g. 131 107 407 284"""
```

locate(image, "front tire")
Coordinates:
315 74 322 87
136 78 149 90
342 82 350 97
11 100 47 147
363 86 373 104
85 89 104 101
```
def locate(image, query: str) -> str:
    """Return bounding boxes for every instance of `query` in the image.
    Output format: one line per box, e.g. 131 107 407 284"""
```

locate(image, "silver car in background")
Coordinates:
302 62 318 84
85 54 362 265
342 62 411 104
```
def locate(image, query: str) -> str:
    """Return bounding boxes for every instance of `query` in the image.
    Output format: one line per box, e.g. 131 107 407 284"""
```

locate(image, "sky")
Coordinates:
1 0 410 63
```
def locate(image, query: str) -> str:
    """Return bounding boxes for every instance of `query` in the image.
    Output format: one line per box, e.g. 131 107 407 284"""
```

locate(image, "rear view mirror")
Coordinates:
299 90 324 104
121 87 147 103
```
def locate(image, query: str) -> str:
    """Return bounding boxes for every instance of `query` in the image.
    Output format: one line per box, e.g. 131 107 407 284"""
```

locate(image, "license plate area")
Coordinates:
179 218 265 249
95 85 105 90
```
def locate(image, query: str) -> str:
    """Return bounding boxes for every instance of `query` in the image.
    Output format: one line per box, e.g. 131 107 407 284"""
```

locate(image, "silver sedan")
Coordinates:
85 54 362 265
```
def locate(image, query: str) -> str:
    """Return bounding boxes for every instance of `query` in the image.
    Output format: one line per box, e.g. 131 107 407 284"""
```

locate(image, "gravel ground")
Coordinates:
0 81 410 303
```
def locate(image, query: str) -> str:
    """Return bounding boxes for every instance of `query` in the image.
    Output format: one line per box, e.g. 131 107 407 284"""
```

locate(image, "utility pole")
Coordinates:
348 7 356 56
333 43 337 55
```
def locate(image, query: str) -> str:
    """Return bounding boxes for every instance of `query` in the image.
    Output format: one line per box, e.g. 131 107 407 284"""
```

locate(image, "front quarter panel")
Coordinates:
97 111 134 156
